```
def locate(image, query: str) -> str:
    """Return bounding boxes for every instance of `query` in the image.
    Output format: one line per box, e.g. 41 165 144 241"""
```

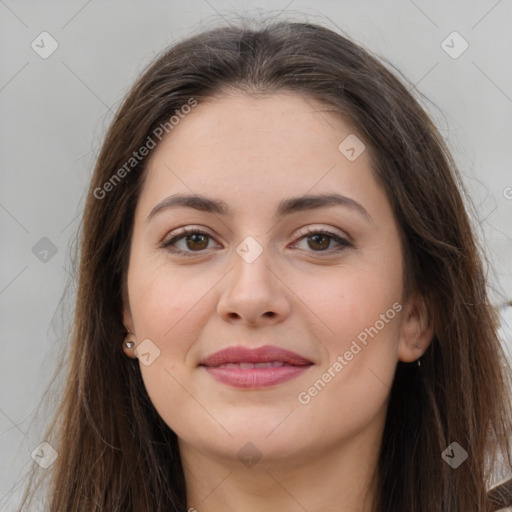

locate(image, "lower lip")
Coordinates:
203 364 312 389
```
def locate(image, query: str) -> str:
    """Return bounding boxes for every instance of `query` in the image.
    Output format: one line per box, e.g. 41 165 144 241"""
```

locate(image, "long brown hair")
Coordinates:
19 16 512 511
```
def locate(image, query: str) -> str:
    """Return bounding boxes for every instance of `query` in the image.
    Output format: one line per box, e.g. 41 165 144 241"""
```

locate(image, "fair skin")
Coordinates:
122 92 433 512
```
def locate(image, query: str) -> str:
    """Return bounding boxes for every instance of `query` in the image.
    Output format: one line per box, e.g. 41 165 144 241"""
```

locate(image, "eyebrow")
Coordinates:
146 192 373 223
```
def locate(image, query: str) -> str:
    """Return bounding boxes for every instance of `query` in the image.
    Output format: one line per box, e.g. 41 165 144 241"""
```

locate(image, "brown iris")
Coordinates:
185 233 209 251
307 234 330 251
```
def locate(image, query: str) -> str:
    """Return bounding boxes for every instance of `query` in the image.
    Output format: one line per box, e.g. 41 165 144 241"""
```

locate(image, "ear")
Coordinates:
397 292 434 363
122 303 138 359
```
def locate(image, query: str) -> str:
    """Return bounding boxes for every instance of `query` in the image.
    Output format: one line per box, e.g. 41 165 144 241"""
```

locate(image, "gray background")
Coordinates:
1 0 511 509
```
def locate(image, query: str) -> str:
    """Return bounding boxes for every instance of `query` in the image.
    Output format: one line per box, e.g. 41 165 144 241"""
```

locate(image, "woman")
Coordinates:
20 17 512 511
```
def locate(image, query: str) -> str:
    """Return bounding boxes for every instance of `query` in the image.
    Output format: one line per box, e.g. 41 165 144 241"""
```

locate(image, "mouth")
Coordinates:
199 345 314 389
212 361 291 369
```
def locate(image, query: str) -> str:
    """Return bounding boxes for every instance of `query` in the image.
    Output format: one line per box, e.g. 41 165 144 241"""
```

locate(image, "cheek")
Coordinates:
303 252 403 408
298 285 401 441
130 263 214 438
314 259 403 347
128 252 208 342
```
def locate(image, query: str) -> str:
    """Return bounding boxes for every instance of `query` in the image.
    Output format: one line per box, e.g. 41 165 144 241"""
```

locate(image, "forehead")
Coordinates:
156 92 353 160
137 92 384 220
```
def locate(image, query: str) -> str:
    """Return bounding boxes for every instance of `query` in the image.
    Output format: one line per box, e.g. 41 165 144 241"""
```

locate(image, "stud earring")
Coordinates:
124 330 135 349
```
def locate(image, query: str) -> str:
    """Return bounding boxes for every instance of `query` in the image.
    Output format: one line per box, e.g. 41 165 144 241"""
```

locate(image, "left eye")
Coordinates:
292 229 351 253
161 227 351 256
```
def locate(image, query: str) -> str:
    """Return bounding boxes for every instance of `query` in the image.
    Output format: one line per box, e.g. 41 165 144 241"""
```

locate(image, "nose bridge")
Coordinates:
235 234 266 266
231 234 274 295
217 234 289 324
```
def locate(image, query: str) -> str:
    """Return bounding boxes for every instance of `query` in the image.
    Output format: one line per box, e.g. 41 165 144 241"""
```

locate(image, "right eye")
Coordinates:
161 227 219 256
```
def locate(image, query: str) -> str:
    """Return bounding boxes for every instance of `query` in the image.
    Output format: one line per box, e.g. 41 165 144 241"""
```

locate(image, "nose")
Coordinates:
216 241 291 327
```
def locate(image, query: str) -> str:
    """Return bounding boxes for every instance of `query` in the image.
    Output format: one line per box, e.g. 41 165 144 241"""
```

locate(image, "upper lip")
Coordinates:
200 345 313 367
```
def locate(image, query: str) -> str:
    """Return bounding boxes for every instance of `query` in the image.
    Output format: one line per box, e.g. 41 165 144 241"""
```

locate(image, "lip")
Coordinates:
200 345 313 389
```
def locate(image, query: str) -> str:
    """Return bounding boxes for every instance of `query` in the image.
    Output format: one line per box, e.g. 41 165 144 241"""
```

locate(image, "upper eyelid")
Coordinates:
165 224 348 240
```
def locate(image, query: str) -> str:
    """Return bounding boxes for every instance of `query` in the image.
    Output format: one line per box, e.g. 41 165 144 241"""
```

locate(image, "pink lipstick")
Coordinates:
200 345 313 389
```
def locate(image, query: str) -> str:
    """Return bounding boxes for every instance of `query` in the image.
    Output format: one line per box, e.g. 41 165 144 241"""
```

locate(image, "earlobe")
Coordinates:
122 330 138 358
397 293 434 363
122 306 138 358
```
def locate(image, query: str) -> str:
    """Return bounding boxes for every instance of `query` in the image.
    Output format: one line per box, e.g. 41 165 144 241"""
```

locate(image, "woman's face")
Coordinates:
123 92 427 466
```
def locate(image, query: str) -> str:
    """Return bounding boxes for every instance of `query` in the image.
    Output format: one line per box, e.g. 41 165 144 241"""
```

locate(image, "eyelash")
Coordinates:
160 226 353 257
